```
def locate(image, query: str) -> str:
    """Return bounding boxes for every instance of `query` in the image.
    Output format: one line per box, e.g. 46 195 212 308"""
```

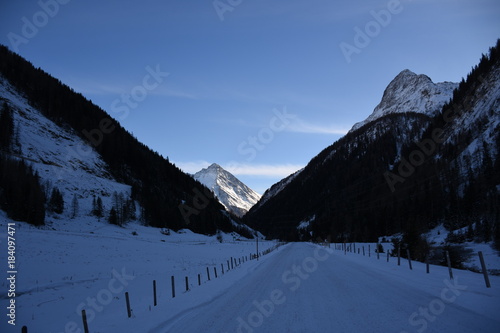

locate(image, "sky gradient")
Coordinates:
1 0 499 193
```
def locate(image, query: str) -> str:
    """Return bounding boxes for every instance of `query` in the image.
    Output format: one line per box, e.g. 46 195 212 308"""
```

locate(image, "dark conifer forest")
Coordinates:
0 45 234 234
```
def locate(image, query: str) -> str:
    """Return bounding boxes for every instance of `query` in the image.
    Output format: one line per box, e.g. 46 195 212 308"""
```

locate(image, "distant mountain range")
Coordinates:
193 163 261 217
245 40 500 246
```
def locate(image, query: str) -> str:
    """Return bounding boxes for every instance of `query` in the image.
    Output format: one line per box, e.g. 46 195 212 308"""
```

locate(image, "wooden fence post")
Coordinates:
185 276 189 292
22 326 28 333
153 280 157 306
397 246 401 266
387 251 389 262
368 245 371 257
214 267 218 278
377 246 380 260
198 274 201 286
478 251 491 288
171 276 176 298
125 292 132 318
363 246 365 256
221 263 224 275
406 249 412 270
446 251 453 280
207 267 211 281
426 255 430 274
227 260 230 271
82 310 89 333
231 257 234 270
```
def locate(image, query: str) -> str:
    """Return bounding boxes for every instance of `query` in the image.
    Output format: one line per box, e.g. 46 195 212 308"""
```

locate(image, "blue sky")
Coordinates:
1 0 499 194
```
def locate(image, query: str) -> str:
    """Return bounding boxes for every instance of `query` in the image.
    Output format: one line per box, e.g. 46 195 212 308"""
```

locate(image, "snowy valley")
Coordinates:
0 38 499 333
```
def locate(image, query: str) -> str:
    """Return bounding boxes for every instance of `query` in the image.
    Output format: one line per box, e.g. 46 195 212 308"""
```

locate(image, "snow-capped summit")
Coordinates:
193 163 261 217
350 69 458 132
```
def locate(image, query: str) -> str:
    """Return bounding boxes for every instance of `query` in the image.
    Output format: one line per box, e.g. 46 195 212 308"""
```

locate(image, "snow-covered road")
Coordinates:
151 242 499 333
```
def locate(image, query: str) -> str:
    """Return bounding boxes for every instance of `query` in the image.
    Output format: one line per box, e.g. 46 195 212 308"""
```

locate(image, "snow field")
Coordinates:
0 213 279 333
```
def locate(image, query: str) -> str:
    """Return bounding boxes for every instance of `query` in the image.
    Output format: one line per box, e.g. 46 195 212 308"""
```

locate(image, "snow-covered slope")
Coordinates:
442 64 500 170
253 168 303 210
0 76 131 215
351 69 458 132
193 163 261 217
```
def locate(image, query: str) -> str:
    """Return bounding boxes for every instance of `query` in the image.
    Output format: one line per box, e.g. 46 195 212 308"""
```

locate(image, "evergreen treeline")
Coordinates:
0 153 45 225
0 102 14 151
0 44 233 235
245 39 500 250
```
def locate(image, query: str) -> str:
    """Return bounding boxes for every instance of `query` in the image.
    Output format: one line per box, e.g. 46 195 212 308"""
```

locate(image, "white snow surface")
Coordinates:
0 76 131 216
194 163 261 217
351 69 458 132
1 213 499 333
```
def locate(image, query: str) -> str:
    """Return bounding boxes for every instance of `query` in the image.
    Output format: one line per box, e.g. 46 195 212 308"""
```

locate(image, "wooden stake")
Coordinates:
406 249 412 270
171 276 175 298
478 251 491 288
153 280 157 306
446 251 453 280
82 310 89 333
125 292 132 318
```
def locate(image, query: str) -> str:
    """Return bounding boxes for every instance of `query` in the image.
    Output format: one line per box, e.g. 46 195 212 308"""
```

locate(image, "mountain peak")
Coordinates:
194 164 261 217
207 163 222 170
350 70 458 132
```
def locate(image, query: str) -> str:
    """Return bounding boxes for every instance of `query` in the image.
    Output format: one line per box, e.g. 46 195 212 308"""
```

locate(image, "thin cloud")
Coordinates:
287 118 350 135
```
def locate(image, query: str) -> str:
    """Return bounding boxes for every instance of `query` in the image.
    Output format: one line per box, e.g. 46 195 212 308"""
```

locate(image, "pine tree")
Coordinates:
71 194 79 219
0 102 14 151
95 196 103 219
48 188 64 214
108 207 118 226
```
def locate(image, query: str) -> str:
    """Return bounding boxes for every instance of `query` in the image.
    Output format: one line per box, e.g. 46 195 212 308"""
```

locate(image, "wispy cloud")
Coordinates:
287 118 350 135
174 160 303 178
65 78 198 100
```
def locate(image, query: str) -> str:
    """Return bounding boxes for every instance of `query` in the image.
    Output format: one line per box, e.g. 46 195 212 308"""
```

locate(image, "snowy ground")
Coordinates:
0 213 276 333
1 213 499 333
